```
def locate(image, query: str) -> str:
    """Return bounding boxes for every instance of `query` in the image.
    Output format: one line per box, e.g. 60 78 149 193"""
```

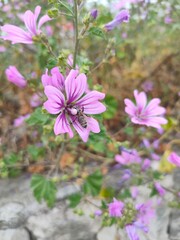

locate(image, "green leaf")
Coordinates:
3 153 19 165
88 27 106 39
103 95 118 120
26 108 49 126
27 145 45 161
83 170 103 196
150 186 158 197
31 175 57 208
153 171 162 180
68 193 82 208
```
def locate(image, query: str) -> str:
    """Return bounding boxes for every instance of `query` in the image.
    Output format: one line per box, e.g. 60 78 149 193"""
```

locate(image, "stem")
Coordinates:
73 0 79 68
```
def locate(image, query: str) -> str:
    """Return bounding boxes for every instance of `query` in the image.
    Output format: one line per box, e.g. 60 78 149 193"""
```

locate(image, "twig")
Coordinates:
73 0 79 68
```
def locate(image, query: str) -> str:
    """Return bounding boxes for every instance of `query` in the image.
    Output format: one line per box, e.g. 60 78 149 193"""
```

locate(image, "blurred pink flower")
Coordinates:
94 210 102 216
154 182 166 197
104 10 130 31
136 201 155 225
115 0 143 9
141 80 154 92
0 46 6 52
13 114 30 127
131 186 139 199
115 149 141 165
142 158 151 171
43 69 106 142
124 90 167 129
41 67 65 91
1 6 51 44
108 198 124 217
164 16 172 24
30 93 42 108
5 66 27 88
168 152 180 167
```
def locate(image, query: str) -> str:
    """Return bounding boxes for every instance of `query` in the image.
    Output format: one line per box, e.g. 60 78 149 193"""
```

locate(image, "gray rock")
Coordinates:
169 209 180 240
0 228 30 240
0 202 26 229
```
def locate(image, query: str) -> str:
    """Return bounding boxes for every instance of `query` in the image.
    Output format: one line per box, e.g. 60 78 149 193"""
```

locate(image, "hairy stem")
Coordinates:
73 0 79 68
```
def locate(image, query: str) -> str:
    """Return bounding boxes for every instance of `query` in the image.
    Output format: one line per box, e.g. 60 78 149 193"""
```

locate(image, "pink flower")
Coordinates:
125 200 154 240
30 93 42 108
0 45 6 52
13 114 30 127
1 6 51 44
154 182 166 197
142 159 151 171
5 66 26 88
168 152 180 167
124 90 167 129
108 198 124 217
41 67 65 91
115 149 141 165
136 201 155 225
131 186 139 199
43 69 106 142
104 10 130 31
164 16 172 24
141 80 154 92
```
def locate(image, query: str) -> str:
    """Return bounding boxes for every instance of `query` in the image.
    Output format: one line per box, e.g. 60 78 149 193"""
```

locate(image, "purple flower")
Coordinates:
142 158 151 171
94 210 102 216
1 6 51 44
115 149 141 165
0 45 6 52
126 200 155 240
108 198 124 217
131 186 139 199
41 67 65 91
168 152 180 167
141 80 154 92
164 16 172 24
90 9 98 20
136 201 155 225
30 93 42 108
154 182 166 197
13 114 30 127
124 90 167 129
43 69 106 142
104 10 130 31
5 66 27 88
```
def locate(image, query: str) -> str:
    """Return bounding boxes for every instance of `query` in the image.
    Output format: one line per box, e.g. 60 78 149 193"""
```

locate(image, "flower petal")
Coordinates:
38 15 52 29
34 6 41 22
23 10 37 35
1 24 33 44
43 100 62 114
134 90 147 111
76 91 106 114
72 119 90 142
44 86 65 106
65 70 87 103
87 117 100 133
124 99 137 116
54 112 73 138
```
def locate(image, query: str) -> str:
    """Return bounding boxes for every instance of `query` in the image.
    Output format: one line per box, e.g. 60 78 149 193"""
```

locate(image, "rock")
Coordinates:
27 206 98 240
169 209 180 240
0 202 26 229
0 228 30 240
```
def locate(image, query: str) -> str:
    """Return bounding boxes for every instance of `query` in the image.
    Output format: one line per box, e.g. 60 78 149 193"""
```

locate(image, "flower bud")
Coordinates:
90 9 98 20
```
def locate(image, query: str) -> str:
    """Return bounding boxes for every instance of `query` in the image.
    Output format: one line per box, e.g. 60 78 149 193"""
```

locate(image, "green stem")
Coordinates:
73 0 79 68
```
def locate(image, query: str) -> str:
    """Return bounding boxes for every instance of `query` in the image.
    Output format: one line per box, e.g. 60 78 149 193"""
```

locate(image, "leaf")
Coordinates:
26 108 49 126
3 153 19 165
27 145 45 161
31 175 57 208
88 27 106 39
103 95 118 120
68 193 82 208
83 170 103 196
150 186 158 197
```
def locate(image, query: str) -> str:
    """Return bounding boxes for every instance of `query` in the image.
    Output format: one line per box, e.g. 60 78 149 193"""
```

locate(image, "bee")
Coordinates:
76 108 87 128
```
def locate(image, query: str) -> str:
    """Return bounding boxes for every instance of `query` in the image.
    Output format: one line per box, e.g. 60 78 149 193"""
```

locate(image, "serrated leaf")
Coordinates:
83 170 103 196
31 175 57 208
88 27 106 39
68 193 82 208
26 108 49 126
27 145 45 161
